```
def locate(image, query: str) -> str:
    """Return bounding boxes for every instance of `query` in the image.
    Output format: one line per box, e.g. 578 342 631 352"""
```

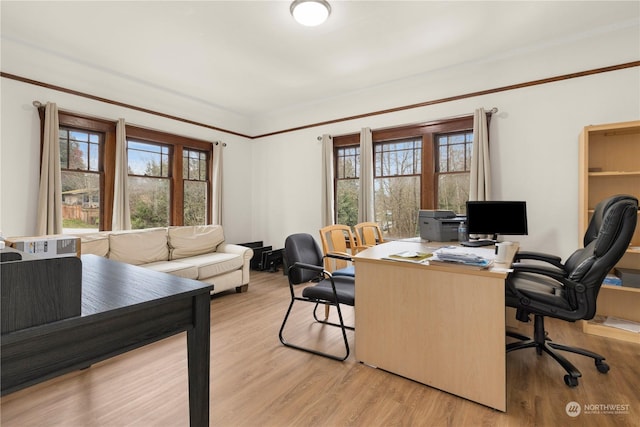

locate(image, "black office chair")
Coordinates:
505 194 638 387
279 233 355 361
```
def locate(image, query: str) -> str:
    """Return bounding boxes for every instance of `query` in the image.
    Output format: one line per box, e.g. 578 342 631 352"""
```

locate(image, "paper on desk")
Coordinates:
435 246 496 261
602 317 640 333
433 247 496 262
384 250 432 263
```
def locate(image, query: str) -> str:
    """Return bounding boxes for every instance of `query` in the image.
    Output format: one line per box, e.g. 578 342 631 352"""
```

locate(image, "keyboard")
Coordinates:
460 239 495 247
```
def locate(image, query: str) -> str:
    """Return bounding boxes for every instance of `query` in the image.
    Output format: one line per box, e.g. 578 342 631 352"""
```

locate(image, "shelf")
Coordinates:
582 316 640 344
579 120 640 342
588 171 640 177
601 284 640 294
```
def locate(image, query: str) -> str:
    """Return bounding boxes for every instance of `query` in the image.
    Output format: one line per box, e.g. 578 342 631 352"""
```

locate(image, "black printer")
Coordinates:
418 210 466 242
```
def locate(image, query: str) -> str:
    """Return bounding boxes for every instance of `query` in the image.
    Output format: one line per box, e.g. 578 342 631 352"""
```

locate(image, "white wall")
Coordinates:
2 23 638 259
0 78 254 243
251 67 640 259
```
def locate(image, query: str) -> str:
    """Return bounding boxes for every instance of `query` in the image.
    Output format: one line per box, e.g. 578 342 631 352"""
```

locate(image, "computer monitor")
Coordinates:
465 201 528 243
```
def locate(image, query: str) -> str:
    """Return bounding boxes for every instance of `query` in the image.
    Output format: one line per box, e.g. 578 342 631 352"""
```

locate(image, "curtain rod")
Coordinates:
317 107 498 140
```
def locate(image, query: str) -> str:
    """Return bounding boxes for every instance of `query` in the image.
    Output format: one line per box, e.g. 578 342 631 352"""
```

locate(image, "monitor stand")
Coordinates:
460 235 497 247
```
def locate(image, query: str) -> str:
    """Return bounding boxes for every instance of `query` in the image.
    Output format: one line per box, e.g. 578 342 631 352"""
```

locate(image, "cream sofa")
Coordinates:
80 225 253 295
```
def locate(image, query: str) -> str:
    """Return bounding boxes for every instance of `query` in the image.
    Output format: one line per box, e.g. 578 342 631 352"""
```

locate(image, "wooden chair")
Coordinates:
353 222 385 247
318 224 364 319
318 224 363 277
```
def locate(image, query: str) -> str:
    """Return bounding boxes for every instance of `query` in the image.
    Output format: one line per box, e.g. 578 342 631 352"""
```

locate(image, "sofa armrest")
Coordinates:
216 243 253 285
217 243 253 259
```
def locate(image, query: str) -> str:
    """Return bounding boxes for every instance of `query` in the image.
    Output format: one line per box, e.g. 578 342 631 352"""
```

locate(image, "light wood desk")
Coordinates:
354 240 509 412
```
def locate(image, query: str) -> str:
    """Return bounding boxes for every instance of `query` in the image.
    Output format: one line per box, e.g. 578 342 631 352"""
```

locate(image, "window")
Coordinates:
374 138 422 237
436 131 474 214
48 110 213 232
335 146 360 226
333 116 475 239
183 149 209 226
59 127 103 232
125 126 212 229
127 140 171 229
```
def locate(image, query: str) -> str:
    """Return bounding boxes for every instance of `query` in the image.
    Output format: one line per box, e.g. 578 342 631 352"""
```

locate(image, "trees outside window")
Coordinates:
335 146 359 226
125 126 212 229
374 138 422 238
437 131 474 215
183 149 208 226
127 140 171 229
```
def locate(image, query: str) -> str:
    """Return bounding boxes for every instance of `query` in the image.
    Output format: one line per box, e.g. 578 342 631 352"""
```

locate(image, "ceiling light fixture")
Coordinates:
290 0 331 27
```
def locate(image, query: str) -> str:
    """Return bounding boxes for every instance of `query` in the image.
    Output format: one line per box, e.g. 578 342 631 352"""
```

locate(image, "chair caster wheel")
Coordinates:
596 361 610 373
564 375 579 387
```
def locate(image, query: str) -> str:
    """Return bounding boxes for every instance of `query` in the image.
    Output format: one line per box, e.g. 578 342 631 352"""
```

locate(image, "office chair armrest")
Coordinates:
325 251 353 261
510 264 567 281
292 261 326 274
513 251 564 269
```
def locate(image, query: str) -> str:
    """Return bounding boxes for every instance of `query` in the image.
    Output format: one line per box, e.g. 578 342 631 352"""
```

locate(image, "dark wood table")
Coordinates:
1 254 213 426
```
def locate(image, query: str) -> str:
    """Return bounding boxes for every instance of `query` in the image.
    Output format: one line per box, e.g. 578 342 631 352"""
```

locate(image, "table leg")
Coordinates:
187 293 211 427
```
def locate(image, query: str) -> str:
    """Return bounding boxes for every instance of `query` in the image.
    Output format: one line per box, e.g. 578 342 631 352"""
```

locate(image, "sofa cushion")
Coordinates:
108 228 169 265
80 233 110 257
142 260 199 280
168 225 225 260
183 252 243 280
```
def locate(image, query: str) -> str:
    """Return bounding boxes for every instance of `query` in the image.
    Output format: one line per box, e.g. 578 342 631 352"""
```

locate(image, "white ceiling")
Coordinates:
2 1 639 132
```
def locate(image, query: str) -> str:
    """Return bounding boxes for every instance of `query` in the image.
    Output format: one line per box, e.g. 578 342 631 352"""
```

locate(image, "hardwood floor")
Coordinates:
2 270 639 426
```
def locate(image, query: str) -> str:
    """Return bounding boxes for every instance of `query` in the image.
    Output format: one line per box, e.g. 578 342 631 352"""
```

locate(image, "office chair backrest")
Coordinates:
284 233 324 285
583 194 635 246
563 195 638 316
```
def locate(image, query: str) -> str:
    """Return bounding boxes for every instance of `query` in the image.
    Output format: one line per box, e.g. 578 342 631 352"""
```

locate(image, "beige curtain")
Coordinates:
36 102 62 235
321 134 334 226
358 127 375 222
470 108 491 201
211 141 224 225
111 118 131 230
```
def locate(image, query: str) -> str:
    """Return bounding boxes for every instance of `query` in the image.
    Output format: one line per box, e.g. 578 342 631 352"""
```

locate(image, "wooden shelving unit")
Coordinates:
579 120 640 343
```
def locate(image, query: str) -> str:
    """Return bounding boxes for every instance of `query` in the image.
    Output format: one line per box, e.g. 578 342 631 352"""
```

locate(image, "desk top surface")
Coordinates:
81 254 213 316
354 240 512 277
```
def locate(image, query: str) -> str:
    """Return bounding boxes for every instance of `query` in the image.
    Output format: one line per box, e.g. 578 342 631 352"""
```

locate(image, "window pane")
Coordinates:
376 139 421 178
438 174 470 214
336 179 359 227
128 176 170 229
437 130 473 214
374 175 420 239
336 147 359 179
128 140 170 177
183 149 207 181
59 128 100 172
448 143 465 171
61 171 100 232
184 180 208 226
437 131 472 173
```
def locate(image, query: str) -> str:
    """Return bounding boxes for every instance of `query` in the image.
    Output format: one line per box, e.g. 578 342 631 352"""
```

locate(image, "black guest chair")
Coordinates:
506 194 638 387
279 233 355 361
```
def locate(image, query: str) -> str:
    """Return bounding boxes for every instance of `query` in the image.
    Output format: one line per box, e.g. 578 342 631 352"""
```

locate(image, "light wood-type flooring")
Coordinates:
2 270 639 426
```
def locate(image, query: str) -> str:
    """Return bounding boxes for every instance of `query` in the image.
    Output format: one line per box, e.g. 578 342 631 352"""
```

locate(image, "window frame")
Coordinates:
332 116 475 224
39 109 214 231
125 125 213 227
